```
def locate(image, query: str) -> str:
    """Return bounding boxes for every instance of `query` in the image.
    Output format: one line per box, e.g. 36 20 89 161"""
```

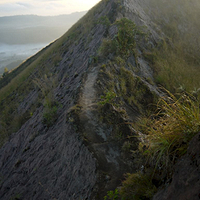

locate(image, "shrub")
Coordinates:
99 38 116 57
114 18 138 58
43 104 58 127
104 189 119 200
33 74 59 127
42 92 59 127
120 173 157 200
99 18 145 59
141 89 200 171
99 91 116 105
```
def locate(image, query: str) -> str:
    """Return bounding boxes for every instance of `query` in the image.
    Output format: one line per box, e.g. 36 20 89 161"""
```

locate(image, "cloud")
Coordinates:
16 2 33 8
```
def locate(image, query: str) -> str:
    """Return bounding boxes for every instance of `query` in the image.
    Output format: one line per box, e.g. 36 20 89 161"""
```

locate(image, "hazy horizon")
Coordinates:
0 11 86 18
0 0 101 17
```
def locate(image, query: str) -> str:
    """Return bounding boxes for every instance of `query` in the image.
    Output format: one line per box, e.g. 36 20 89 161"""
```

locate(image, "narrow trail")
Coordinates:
79 66 108 142
79 66 134 196
81 67 98 110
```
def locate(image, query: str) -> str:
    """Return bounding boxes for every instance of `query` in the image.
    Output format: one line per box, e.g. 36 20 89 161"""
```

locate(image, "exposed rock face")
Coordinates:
0 110 96 199
153 133 200 200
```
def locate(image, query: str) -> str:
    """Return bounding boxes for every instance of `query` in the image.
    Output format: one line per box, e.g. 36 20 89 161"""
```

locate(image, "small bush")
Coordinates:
42 94 59 127
104 189 119 200
99 91 116 105
120 173 157 200
33 74 59 127
99 38 116 57
99 18 145 59
43 105 58 127
97 16 111 28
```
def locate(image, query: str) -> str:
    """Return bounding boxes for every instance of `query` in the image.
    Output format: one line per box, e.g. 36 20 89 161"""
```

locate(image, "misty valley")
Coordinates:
0 12 86 75
0 43 47 74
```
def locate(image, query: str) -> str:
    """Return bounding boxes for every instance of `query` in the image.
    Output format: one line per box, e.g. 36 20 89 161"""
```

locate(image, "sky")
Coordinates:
0 0 101 17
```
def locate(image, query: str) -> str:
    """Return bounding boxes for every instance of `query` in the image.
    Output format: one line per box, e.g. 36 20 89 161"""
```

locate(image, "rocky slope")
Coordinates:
0 0 199 199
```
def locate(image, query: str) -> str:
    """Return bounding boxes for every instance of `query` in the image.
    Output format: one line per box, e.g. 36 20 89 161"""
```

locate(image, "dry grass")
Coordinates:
146 0 200 93
141 89 200 170
152 43 200 93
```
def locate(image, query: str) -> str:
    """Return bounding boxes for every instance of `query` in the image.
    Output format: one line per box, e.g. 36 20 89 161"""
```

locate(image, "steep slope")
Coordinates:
0 0 200 199
0 1 144 199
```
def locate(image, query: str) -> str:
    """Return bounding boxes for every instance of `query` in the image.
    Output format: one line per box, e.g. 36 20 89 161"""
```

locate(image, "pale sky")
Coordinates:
0 0 101 17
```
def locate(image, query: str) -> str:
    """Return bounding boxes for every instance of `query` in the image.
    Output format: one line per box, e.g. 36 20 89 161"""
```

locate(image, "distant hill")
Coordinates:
0 12 87 44
0 12 87 73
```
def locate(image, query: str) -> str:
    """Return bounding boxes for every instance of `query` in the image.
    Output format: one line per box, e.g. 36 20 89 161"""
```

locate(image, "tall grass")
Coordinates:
150 42 200 93
142 89 200 171
144 0 200 93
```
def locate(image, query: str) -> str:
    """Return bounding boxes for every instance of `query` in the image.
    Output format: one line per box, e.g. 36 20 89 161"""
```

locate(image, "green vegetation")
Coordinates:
118 67 157 113
33 74 59 127
140 90 200 172
33 74 57 97
104 189 119 200
104 90 200 199
104 173 157 200
99 18 145 59
99 91 116 105
120 173 157 200
98 61 157 116
0 100 34 147
144 0 200 93
43 102 58 127
97 16 111 28
2 67 8 78
145 41 200 93
114 18 144 58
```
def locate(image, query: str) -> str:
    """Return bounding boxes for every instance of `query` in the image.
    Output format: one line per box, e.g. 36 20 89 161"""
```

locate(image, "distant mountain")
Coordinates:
0 12 87 44
0 12 86 73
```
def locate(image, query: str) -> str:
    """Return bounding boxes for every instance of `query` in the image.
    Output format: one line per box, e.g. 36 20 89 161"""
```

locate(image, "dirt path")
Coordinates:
81 67 98 109
79 67 108 142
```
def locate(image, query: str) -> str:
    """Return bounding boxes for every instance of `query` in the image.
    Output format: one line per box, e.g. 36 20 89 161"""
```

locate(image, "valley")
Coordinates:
0 43 47 74
0 12 86 75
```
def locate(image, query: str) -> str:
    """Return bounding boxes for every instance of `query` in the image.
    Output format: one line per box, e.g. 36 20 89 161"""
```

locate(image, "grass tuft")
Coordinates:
120 173 157 200
141 89 200 171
